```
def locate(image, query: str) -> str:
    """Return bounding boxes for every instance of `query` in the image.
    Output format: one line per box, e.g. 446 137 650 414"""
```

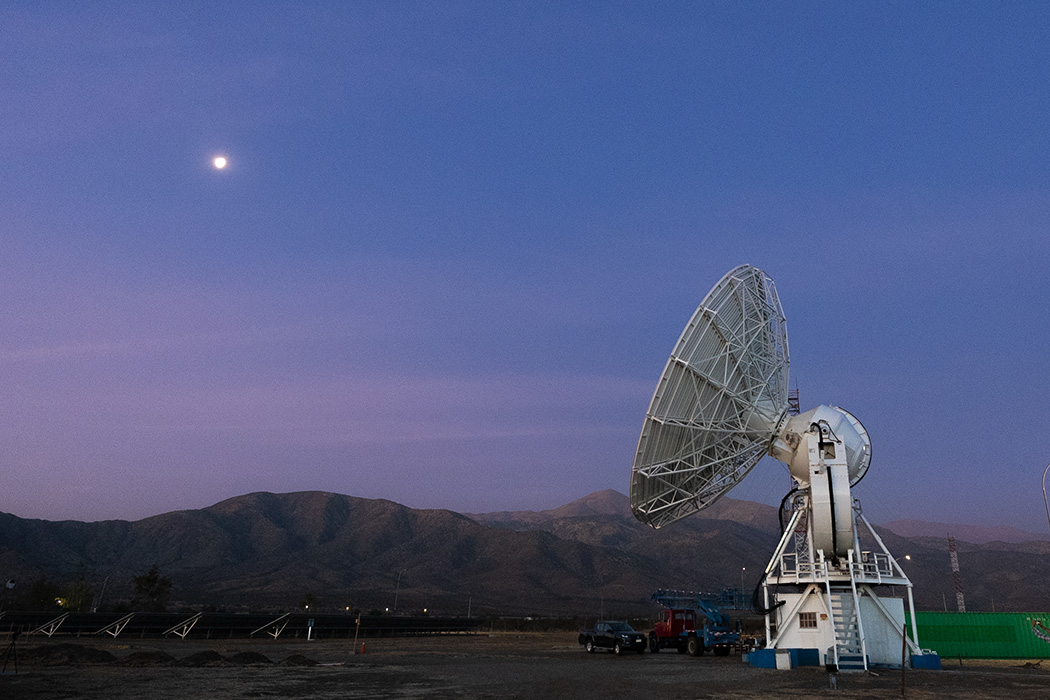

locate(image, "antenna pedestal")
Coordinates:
761 496 921 671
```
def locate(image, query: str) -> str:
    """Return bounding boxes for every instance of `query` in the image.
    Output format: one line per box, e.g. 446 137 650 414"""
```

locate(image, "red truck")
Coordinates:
647 591 739 656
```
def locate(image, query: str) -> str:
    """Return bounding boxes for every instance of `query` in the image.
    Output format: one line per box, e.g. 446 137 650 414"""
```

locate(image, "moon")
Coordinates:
213 156 228 169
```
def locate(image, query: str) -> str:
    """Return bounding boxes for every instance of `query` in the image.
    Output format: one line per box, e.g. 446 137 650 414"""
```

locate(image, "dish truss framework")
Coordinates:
630 265 789 529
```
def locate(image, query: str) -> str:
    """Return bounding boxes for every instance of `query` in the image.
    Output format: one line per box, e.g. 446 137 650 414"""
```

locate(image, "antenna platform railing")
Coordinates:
778 553 820 582
778 550 900 586
857 552 894 581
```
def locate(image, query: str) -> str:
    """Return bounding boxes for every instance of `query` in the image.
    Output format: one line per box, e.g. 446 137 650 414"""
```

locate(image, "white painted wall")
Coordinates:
772 591 907 667
773 591 835 660
859 596 906 666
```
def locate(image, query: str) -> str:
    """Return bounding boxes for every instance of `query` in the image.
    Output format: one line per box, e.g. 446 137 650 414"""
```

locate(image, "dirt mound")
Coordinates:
120 650 177 666
179 650 225 666
19 643 116 666
279 653 318 666
225 651 272 665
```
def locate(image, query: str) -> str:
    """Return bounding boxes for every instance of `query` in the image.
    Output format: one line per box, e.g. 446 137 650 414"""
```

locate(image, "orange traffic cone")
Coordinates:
360 643 366 654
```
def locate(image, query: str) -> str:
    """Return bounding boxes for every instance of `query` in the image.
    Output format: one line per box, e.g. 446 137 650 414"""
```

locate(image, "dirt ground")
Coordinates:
3 632 1050 700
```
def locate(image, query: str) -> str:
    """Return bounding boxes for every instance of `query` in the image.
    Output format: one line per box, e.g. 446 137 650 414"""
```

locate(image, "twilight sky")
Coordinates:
2 3 1049 533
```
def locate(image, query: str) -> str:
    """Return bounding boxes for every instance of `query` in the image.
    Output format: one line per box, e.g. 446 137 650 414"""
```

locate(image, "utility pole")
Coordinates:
947 534 965 612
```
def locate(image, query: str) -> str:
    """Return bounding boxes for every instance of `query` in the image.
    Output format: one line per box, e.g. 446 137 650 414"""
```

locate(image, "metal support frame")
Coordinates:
762 500 919 671
29 612 70 638
251 613 290 639
95 613 134 638
164 612 203 639
857 509 921 649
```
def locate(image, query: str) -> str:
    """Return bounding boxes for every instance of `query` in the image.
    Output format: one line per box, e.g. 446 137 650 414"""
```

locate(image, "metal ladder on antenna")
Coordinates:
828 584 865 671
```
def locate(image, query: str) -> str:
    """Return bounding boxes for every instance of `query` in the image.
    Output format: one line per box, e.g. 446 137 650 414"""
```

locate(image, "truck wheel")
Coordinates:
585 640 595 653
614 642 623 655
687 636 703 657
648 634 660 653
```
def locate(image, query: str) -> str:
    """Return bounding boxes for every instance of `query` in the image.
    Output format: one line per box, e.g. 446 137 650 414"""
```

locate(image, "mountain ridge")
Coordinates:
881 518 1047 545
3 489 1049 616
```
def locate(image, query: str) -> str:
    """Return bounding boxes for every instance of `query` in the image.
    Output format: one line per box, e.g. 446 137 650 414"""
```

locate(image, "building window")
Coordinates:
799 612 818 629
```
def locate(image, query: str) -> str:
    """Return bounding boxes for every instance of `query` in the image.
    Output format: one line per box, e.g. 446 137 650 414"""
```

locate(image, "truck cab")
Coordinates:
650 609 697 653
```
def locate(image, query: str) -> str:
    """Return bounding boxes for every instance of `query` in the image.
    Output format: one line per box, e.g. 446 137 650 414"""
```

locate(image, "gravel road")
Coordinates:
4 632 1050 699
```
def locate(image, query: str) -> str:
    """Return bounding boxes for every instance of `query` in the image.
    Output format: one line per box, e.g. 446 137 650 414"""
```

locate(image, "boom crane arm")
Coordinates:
651 590 728 626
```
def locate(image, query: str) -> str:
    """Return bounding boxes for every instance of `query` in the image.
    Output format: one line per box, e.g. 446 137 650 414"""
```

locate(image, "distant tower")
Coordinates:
947 534 966 612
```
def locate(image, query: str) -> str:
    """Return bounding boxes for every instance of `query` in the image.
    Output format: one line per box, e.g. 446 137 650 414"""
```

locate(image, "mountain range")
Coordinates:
881 519 1047 545
2 490 1048 617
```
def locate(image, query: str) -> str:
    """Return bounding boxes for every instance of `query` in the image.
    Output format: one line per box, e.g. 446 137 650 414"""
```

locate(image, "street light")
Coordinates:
1042 463 1050 536
740 567 746 608
394 569 406 611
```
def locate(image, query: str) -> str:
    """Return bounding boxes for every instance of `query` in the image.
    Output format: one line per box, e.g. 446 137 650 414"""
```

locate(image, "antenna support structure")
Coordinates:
630 265 929 671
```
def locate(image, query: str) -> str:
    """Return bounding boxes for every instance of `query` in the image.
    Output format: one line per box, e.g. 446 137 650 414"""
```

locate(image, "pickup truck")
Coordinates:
578 621 647 655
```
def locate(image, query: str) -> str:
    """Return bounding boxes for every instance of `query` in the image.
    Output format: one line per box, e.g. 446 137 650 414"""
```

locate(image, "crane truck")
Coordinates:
647 589 740 656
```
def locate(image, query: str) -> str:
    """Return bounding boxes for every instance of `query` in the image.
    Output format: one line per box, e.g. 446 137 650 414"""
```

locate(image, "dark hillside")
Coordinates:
2 490 1047 616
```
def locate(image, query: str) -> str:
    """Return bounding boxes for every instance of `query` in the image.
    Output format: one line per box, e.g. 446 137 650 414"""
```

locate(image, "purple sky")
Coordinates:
2 3 1049 532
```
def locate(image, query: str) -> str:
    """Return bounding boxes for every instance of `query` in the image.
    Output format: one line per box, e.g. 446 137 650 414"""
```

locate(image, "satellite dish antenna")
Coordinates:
630 264 790 528
629 265 925 671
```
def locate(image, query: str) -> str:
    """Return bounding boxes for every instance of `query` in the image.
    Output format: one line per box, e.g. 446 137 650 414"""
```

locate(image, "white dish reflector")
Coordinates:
630 265 790 528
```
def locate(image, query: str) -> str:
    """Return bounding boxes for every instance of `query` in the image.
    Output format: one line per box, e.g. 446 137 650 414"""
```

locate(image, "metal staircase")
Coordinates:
828 585 866 671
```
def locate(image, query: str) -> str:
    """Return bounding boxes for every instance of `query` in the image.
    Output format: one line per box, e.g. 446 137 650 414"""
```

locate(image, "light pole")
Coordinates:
740 567 746 608
393 569 406 612
1042 463 1050 536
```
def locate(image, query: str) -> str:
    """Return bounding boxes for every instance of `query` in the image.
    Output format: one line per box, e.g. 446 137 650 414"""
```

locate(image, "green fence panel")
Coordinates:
907 612 1050 659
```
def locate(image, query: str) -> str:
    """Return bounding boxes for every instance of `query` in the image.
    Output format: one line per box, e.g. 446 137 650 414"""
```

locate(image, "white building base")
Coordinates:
760 505 922 672
772 589 907 668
